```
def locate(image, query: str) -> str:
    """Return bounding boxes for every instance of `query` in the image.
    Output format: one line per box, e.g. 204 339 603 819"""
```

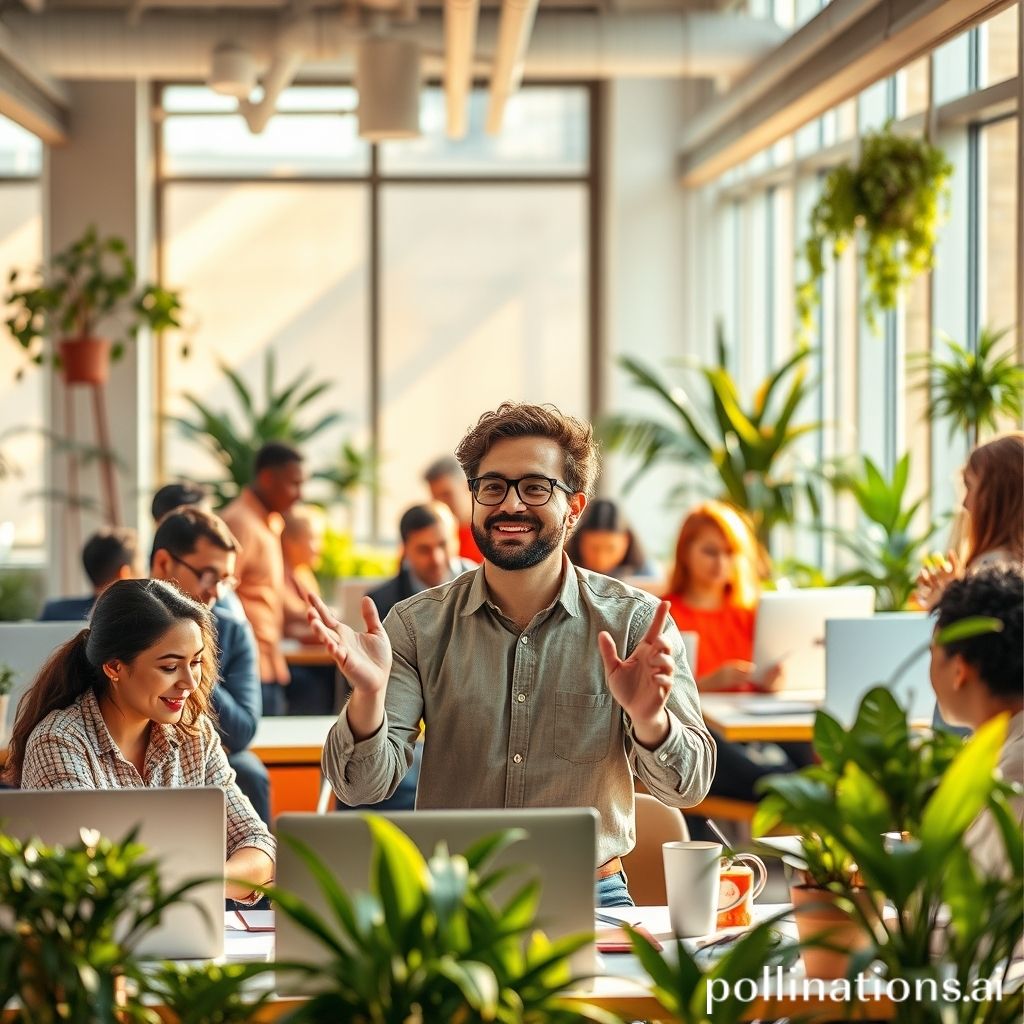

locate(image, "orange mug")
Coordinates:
717 854 767 928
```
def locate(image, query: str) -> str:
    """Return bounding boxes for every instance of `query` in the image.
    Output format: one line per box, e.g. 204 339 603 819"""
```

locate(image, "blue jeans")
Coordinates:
595 870 634 909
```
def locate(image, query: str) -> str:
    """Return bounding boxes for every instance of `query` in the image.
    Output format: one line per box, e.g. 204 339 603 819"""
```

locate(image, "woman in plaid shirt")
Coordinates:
4 578 275 904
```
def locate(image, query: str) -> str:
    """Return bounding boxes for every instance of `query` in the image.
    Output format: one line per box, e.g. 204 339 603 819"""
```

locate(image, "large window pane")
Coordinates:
378 185 587 532
0 182 45 556
380 87 588 177
161 183 371 524
980 6 1019 86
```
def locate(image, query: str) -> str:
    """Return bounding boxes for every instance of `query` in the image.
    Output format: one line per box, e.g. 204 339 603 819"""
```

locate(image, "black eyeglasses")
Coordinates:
169 554 238 594
468 475 575 507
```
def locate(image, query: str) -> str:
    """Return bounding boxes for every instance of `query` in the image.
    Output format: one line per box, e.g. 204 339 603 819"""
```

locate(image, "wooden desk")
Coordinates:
282 644 335 667
699 695 819 743
250 715 336 767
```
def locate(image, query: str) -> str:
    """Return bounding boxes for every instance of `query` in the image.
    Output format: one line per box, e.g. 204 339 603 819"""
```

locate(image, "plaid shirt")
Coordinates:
21 688 276 868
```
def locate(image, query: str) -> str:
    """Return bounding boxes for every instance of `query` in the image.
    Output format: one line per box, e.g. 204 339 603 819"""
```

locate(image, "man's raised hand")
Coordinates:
306 592 392 696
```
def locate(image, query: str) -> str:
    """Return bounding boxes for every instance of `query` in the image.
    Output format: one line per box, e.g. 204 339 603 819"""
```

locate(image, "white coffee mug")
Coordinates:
663 840 754 938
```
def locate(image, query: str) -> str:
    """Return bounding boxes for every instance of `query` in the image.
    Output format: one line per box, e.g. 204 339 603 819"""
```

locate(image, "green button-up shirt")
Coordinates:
322 558 716 865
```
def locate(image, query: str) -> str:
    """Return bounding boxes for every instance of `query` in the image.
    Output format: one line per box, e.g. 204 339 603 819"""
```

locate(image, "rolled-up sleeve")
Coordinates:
626 611 717 807
202 721 276 863
321 607 423 805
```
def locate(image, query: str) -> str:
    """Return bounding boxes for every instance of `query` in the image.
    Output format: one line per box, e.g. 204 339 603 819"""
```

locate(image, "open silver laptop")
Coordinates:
0 621 83 738
0 788 226 958
824 613 936 727
275 808 598 985
752 586 876 696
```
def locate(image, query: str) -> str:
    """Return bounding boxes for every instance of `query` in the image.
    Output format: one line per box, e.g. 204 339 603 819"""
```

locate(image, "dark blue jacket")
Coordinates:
212 603 262 752
39 596 96 621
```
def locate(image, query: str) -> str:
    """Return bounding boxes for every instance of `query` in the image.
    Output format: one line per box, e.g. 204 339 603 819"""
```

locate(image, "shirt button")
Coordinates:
521 635 529 645
517 693 526 703
659 753 668 762
513 753 524 764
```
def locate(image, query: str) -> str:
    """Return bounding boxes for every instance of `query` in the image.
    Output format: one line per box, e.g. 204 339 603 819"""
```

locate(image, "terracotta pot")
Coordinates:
59 337 111 385
790 884 880 979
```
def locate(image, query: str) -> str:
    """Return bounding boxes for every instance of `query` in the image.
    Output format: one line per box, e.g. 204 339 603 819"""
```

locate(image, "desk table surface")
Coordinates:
249 715 337 766
699 694 819 743
215 904 898 1022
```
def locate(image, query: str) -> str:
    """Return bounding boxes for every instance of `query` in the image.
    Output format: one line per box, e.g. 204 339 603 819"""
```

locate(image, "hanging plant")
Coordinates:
797 124 952 337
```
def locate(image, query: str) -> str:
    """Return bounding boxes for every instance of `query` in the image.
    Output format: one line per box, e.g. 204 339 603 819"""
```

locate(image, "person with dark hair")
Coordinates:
367 502 478 621
564 499 657 581
221 442 305 716
930 565 1023 876
39 527 142 621
424 454 482 562
315 402 714 909
150 507 270 825
5 578 275 903
151 480 212 523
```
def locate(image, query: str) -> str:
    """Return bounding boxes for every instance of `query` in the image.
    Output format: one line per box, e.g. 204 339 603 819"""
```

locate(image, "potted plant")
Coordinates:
797 124 952 336
261 816 619 1023
602 328 822 553
4 225 187 385
912 325 1024 449
144 961 277 1024
0 827 207 1023
821 452 946 610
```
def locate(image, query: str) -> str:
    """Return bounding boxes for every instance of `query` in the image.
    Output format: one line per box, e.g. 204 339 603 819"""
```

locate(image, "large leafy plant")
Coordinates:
4 225 187 380
143 961 277 1024
603 331 821 550
798 125 952 336
824 452 945 610
264 817 618 1024
912 325 1024 449
0 827 207 1024
169 351 357 508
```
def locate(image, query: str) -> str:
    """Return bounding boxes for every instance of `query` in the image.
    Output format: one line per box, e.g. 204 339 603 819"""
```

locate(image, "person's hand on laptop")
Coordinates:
699 661 759 692
307 592 392 698
598 600 673 748
753 661 784 692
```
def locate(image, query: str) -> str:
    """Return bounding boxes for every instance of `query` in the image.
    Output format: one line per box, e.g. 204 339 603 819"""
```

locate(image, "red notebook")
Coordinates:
596 926 662 954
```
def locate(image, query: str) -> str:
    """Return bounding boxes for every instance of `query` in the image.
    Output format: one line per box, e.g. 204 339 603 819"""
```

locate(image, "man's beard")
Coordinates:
472 511 565 571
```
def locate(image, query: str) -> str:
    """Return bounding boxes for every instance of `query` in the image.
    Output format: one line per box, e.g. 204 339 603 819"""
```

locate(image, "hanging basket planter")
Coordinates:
59 337 112 385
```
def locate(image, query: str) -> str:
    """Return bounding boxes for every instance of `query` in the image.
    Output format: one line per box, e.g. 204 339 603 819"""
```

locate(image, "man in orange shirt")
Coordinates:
221 442 305 716
423 455 483 563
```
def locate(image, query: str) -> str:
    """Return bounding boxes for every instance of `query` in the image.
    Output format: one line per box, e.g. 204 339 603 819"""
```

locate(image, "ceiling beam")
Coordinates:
678 0 1015 187
0 23 68 144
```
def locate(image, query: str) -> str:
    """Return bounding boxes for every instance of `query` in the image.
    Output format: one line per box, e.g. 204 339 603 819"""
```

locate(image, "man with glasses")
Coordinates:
150 506 270 825
315 402 715 908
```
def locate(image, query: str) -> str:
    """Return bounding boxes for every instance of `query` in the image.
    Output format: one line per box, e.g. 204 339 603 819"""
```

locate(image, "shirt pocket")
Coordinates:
553 689 615 765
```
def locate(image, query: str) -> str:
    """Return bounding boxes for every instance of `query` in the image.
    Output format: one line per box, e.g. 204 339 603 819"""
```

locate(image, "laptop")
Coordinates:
752 586 876 697
679 631 699 675
0 621 84 737
275 808 598 986
0 788 226 958
824 613 936 727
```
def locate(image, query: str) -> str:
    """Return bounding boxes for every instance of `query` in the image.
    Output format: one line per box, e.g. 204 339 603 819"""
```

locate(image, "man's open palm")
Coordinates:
307 592 392 696
598 600 675 724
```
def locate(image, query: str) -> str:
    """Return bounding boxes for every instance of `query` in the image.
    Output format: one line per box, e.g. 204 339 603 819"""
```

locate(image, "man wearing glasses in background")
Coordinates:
150 506 270 826
314 402 715 908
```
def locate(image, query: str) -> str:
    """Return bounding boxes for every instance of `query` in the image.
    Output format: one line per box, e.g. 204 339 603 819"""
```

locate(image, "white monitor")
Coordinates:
824 613 936 727
0 621 84 739
0 788 226 959
752 586 876 695
274 808 598 988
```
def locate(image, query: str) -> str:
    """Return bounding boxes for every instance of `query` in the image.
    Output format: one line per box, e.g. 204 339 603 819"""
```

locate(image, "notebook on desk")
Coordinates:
0 788 226 959
274 808 599 988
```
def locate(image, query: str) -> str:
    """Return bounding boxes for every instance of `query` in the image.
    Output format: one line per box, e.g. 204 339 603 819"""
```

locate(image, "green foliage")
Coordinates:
602 330 821 550
911 325 1024 449
0 567 45 621
754 682 1022 1023
4 225 188 380
143 962 277 1024
169 351 350 507
0 662 12 696
627 913 798 1024
315 440 377 508
0 827 208 1024
823 452 944 610
315 526 398 584
798 126 952 336
265 817 618 1024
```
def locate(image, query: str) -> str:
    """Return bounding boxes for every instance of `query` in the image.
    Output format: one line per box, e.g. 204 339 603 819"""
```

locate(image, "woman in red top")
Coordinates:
663 500 780 692
663 501 806 832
